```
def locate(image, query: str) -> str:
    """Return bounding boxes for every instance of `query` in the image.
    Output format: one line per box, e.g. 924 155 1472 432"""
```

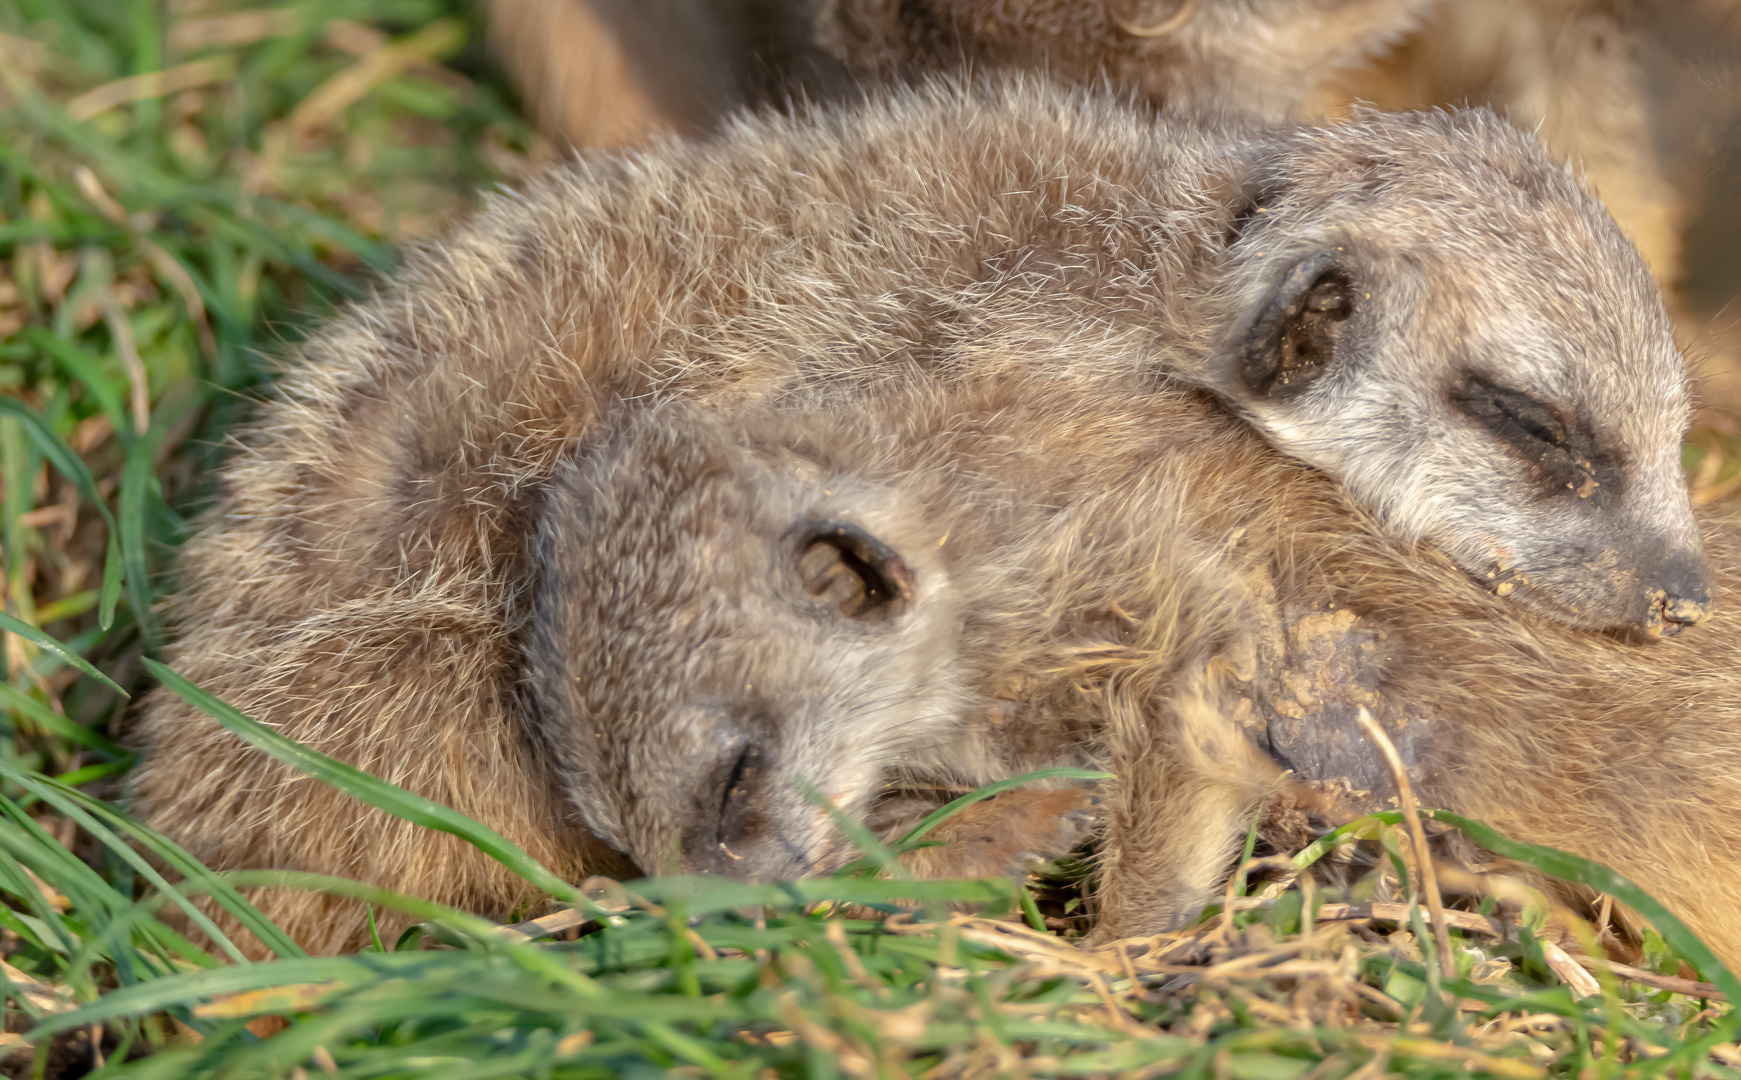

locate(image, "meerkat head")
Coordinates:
526 406 967 881
1199 107 1713 637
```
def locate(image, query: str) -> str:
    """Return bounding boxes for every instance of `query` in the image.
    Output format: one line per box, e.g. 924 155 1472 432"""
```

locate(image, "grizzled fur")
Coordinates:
1211 114 1709 632
1030 384 1741 970
528 408 976 881
487 0 1680 286
132 80 1704 950
531 382 1741 970
523 387 1244 884
543 388 1741 968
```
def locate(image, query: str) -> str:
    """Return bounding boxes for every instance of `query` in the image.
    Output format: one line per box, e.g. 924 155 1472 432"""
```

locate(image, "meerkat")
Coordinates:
485 0 1683 292
524 400 1083 882
523 378 1741 970
151 80 1705 635
131 80 1710 949
522 390 1245 884
543 379 1741 967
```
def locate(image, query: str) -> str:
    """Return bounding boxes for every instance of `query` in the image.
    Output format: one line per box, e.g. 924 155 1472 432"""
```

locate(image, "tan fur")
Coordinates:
606 380 1741 968
530 378 1741 966
484 0 1682 290
129 81 1705 953
1037 388 1741 968
1315 1 1679 288
893 789 1098 882
487 0 676 149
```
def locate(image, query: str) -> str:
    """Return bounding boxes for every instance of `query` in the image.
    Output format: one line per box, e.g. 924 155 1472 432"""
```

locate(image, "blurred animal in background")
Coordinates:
484 0 1741 400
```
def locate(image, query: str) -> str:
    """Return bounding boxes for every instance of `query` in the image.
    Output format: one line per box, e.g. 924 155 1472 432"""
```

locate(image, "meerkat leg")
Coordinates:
890 788 1099 881
1088 666 1287 943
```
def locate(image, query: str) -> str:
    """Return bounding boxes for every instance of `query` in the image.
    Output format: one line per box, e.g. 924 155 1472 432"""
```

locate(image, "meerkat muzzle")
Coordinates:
1640 555 1716 638
1649 595 1712 638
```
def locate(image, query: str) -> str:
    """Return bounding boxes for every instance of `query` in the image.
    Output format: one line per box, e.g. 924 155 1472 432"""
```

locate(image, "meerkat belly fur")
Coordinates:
133 80 1708 949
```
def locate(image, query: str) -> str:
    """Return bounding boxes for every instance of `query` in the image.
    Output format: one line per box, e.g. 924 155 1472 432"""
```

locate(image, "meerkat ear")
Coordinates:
1237 248 1356 401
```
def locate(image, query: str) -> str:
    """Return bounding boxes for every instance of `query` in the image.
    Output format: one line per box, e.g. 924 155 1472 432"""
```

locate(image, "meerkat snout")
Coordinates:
528 407 967 882
1203 109 1714 635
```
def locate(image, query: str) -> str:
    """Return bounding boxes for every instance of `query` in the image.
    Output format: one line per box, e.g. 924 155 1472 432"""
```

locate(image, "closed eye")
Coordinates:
1451 376 1571 453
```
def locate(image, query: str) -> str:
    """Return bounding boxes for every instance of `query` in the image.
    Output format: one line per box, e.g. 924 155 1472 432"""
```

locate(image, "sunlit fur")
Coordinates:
535 379 1741 971
488 0 1679 283
130 79 1706 953
599 378 1741 970
1196 108 1708 631
987 382 1741 969
526 410 973 881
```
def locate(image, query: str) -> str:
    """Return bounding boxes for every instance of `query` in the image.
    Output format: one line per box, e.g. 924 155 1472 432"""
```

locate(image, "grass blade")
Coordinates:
143 659 586 908
19 328 129 434
0 610 124 696
0 761 271 965
0 392 126 630
119 422 164 652
0 682 126 758
1430 809 1741 1013
896 767 1112 848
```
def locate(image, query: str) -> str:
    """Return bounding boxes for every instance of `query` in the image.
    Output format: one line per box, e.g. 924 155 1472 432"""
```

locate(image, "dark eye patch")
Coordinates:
1451 376 1612 500
795 521 913 621
1452 377 1569 450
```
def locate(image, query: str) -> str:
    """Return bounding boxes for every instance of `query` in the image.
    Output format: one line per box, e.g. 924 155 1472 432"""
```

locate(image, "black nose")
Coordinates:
678 707 786 876
714 740 772 857
1642 552 1716 638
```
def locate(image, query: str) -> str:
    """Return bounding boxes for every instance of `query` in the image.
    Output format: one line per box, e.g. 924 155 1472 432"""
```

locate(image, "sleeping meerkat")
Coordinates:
560 381 1741 968
523 388 1252 884
526 380 1741 970
151 80 1704 635
1031 383 1741 970
131 80 1711 949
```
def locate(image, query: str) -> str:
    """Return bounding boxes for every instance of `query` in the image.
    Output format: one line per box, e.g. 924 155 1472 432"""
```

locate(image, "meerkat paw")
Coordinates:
895 787 1099 881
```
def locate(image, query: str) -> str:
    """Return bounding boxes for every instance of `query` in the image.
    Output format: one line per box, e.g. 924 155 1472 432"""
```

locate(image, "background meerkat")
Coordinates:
129 80 1712 949
483 0 1697 298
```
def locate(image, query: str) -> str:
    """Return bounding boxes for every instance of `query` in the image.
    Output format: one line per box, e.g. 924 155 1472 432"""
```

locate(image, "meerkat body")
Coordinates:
1029 385 1741 968
486 0 1683 290
133 81 1707 951
528 380 1741 969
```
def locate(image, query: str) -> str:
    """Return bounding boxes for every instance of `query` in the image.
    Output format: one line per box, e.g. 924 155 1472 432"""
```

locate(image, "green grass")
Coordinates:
0 2 1737 1077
